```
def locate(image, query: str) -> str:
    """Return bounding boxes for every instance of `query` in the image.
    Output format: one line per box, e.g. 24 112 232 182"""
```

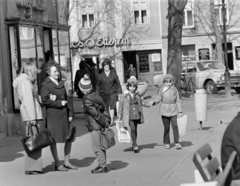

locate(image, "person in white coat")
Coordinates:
13 61 43 175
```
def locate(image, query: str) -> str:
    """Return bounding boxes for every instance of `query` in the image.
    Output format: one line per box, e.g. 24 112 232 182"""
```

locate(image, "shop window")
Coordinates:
19 27 34 40
58 31 72 95
214 0 229 25
182 45 196 61
9 26 20 110
52 30 59 63
183 0 194 28
151 53 162 72
138 53 149 73
81 5 95 28
36 28 46 86
133 1 148 24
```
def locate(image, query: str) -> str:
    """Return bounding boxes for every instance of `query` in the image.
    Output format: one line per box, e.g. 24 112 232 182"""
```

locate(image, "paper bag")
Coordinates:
116 120 131 143
177 115 187 138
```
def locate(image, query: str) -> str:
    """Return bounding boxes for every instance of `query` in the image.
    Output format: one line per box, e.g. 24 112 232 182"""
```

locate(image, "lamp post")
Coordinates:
222 0 231 97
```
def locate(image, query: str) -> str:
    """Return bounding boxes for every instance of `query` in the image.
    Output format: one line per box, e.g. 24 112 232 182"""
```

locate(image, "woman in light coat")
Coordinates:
151 74 183 149
13 62 43 175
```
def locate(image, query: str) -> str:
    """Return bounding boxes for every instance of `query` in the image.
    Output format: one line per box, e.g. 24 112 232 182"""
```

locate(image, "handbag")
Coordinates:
21 124 54 154
66 120 77 142
116 120 131 143
100 128 116 150
177 115 188 138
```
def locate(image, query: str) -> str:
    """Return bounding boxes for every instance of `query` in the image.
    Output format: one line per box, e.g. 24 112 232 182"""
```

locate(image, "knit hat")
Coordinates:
127 76 138 85
79 74 92 93
162 74 174 83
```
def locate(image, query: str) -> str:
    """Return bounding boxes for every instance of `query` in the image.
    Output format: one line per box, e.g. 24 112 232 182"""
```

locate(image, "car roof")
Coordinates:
182 60 218 64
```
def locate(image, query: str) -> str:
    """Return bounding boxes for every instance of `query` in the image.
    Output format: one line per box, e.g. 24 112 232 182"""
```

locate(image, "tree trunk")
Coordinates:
210 0 223 64
167 0 188 93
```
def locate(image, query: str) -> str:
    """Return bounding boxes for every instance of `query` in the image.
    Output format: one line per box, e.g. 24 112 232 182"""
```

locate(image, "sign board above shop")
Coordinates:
71 38 131 49
16 0 47 11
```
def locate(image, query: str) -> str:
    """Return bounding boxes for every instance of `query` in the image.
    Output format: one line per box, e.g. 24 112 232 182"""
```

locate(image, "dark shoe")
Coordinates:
133 146 139 153
25 171 43 175
91 166 107 174
64 164 78 170
55 165 68 171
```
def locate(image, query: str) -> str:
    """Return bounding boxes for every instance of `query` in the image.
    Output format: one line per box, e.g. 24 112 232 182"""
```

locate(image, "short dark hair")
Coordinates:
102 58 111 68
126 82 138 91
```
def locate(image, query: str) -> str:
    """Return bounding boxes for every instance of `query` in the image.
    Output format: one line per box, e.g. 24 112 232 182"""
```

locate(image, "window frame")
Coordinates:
132 0 149 25
80 4 95 28
214 0 229 26
183 0 194 28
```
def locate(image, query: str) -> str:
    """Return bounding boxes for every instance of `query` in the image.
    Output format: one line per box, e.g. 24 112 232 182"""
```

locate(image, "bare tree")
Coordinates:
194 0 240 65
167 0 188 92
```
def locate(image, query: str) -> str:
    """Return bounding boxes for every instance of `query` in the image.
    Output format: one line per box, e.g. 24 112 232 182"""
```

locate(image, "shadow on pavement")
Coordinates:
123 143 157 152
108 160 129 171
42 157 96 173
202 127 212 130
0 136 25 162
179 141 193 147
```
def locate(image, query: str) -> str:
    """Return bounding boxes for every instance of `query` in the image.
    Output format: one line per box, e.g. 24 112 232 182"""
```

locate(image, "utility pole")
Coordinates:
222 0 231 97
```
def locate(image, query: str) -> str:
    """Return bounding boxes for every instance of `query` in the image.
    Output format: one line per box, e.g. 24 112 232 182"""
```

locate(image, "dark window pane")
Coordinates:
134 11 140 24
187 11 193 26
139 53 149 73
82 14 87 27
89 14 94 27
141 10 147 23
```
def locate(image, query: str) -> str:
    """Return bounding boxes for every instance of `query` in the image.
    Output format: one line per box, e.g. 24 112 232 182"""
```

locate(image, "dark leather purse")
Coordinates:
66 120 77 142
100 127 116 150
21 124 54 154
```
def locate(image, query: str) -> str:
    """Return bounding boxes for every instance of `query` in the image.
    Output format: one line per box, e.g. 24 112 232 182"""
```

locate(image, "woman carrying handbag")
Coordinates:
13 62 43 175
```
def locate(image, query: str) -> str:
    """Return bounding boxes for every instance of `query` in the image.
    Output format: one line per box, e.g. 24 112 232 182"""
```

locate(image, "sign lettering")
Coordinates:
71 38 131 49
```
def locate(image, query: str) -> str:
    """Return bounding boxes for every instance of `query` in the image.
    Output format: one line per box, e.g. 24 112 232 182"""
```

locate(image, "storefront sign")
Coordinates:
198 48 209 60
16 0 47 11
71 38 131 49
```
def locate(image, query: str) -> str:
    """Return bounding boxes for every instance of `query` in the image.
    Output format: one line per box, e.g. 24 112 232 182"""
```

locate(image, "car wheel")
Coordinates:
205 80 218 94
235 87 240 94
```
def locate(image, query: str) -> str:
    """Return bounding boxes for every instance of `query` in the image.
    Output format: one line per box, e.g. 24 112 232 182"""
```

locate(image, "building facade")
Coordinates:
69 0 164 85
0 0 73 137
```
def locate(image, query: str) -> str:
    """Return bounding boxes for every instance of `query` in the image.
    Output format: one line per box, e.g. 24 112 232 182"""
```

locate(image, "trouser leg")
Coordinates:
129 120 138 146
162 116 171 144
170 116 179 143
91 130 106 168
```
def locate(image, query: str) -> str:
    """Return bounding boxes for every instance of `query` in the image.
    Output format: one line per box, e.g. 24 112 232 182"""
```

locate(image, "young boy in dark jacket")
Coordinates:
79 74 111 173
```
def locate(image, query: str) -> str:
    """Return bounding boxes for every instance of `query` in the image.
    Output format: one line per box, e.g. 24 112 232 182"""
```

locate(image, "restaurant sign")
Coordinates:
16 0 47 11
71 37 131 49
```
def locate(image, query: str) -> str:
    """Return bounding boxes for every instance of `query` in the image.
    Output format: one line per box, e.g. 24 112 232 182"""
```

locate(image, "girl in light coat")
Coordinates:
151 74 183 149
118 76 151 153
13 62 43 175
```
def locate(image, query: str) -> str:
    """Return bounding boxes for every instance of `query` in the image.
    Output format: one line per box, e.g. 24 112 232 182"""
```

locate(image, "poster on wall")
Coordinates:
151 53 161 62
198 48 209 60
235 46 240 60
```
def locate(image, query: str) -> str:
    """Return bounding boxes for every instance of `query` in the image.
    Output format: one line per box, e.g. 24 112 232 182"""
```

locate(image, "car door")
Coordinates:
185 62 197 91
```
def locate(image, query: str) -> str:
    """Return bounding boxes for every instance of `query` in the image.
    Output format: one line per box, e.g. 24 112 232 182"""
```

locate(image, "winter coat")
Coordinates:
40 77 73 143
153 85 182 117
82 90 111 132
96 70 122 96
13 73 42 121
118 91 150 127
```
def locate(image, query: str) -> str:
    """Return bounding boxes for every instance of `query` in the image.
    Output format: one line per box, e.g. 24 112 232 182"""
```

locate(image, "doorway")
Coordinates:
122 51 137 82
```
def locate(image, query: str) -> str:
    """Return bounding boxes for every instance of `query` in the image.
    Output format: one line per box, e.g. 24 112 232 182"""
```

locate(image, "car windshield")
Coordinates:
197 61 225 71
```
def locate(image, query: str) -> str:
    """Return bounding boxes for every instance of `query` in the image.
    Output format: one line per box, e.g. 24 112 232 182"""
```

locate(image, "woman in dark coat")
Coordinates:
40 60 78 171
96 58 122 125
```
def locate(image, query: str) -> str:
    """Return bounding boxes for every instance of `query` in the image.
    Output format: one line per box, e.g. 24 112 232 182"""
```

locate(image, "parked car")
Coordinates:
153 60 240 94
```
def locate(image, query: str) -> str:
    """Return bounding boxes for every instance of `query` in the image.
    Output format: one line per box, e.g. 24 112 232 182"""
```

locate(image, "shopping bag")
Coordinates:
177 115 188 138
116 120 131 143
101 128 116 150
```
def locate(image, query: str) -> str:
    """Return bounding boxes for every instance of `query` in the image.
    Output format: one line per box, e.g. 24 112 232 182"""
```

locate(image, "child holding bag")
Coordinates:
118 76 151 153
150 74 183 149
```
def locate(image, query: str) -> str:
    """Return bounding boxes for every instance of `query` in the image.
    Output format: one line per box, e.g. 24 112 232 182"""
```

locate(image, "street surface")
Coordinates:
1 87 240 186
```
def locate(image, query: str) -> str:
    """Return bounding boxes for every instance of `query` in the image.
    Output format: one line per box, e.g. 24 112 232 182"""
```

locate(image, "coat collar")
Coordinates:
45 77 64 89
